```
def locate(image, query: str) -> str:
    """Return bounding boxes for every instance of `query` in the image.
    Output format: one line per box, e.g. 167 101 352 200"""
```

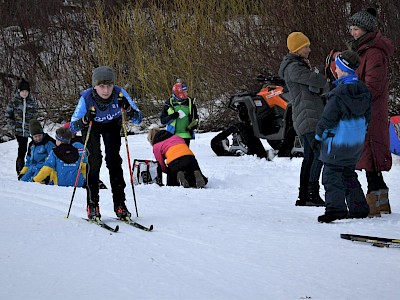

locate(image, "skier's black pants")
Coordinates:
322 163 369 217
83 119 126 207
167 155 207 187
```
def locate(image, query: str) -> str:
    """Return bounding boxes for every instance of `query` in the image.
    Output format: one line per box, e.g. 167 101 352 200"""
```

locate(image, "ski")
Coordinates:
83 218 119 233
115 218 153 232
341 233 400 248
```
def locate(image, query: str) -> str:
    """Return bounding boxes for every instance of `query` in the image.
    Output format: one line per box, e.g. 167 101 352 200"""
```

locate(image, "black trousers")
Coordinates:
167 155 207 187
16 135 28 159
83 119 126 206
322 163 369 217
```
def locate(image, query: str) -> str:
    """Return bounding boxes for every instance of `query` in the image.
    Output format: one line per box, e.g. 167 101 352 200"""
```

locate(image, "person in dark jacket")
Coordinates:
278 32 328 206
33 126 86 187
147 127 207 188
19 119 56 182
348 8 394 215
160 79 199 146
315 51 371 223
5 79 38 175
70 66 142 221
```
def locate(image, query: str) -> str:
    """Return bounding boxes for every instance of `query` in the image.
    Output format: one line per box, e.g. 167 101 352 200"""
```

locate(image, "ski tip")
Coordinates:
340 234 351 240
149 225 154 231
114 225 120 232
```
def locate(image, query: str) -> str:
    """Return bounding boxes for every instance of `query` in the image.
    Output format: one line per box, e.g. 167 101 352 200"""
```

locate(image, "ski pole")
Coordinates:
121 108 139 217
66 109 94 218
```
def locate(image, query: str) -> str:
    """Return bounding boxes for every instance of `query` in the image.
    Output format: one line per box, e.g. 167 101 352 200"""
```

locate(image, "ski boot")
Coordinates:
115 201 132 221
87 204 101 221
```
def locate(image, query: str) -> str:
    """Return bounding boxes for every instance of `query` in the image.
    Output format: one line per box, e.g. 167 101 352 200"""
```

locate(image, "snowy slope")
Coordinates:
1 132 399 300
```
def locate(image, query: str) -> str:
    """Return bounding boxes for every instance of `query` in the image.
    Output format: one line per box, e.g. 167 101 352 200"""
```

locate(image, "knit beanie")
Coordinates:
29 119 43 136
335 50 360 75
55 127 73 144
18 79 30 92
92 66 116 86
348 10 378 32
287 32 310 53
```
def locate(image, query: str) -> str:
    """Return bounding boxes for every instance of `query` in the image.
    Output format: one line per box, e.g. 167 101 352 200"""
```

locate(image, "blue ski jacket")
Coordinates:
70 86 142 133
315 75 371 166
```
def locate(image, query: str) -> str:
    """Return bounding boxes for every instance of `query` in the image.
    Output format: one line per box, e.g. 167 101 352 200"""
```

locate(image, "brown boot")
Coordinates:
379 189 391 214
366 191 381 217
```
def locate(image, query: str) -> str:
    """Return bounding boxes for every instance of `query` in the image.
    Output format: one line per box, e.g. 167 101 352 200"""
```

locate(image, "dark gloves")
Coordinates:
83 106 96 125
169 112 179 119
118 97 131 110
131 110 140 120
312 139 321 152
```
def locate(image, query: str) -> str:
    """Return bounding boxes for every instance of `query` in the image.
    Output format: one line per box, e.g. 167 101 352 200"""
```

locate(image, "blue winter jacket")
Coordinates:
315 75 371 166
70 86 142 133
20 134 56 181
33 141 87 187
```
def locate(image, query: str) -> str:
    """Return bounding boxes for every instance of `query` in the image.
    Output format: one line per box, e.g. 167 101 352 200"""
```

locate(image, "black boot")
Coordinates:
114 201 131 220
295 187 309 206
87 203 101 220
307 182 325 206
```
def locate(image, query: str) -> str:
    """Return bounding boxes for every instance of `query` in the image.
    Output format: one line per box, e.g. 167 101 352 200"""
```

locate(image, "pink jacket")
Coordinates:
153 135 194 172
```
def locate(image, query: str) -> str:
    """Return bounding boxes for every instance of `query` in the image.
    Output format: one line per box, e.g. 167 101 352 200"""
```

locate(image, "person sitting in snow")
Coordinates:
32 126 87 187
147 127 207 188
19 119 56 182
63 122 107 189
160 79 199 146
314 50 371 223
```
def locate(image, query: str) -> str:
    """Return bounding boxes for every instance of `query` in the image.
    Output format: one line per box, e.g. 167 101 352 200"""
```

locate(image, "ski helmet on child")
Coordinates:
324 49 340 82
172 82 188 100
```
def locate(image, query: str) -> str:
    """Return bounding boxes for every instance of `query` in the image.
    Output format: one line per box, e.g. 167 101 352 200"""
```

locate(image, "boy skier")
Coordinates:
70 66 142 221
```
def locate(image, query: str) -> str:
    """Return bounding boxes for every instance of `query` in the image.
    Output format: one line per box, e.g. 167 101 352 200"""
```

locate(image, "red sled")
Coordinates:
389 116 400 156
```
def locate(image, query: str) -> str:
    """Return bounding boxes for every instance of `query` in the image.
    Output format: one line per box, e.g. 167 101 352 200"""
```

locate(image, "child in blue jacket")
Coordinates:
33 126 87 187
70 66 142 221
315 50 371 223
19 120 55 182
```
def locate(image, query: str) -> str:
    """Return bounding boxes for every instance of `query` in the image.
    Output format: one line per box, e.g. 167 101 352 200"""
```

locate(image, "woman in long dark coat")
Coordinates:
348 8 394 215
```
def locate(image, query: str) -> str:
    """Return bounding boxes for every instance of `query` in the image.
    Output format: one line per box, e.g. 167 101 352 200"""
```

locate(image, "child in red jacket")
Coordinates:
147 128 207 188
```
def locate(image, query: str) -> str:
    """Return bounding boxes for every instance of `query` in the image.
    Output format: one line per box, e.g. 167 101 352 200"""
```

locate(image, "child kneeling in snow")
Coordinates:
19 120 56 182
33 126 86 187
147 127 207 188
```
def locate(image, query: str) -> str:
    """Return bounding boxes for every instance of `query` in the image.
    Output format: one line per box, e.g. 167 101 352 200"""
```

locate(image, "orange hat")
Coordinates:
287 32 310 53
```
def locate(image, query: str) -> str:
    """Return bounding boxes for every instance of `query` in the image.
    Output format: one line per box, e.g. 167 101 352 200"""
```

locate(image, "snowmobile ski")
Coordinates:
341 233 400 248
83 218 119 233
115 218 153 231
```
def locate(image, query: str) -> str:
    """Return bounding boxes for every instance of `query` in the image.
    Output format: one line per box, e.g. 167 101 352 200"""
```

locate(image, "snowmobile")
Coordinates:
211 75 303 159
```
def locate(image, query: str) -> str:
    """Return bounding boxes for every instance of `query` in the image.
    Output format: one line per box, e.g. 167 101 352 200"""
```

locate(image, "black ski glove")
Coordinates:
118 97 131 110
169 112 179 119
83 106 96 125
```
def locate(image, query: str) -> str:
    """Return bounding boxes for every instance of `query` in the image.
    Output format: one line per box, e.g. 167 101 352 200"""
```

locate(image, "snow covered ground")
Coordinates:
1 132 399 300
